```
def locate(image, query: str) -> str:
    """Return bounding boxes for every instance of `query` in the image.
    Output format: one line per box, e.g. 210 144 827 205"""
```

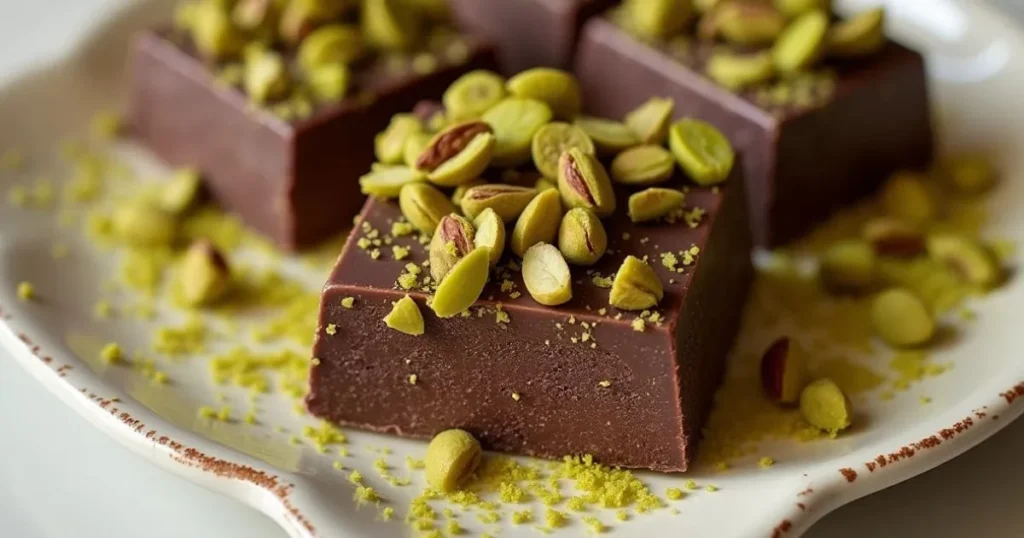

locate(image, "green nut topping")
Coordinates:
522 242 573 306
298 25 364 73
624 97 675 145
416 121 495 187
558 208 607 266
775 0 831 18
715 1 787 46
880 172 936 226
574 116 641 156
610 255 664 311
862 218 925 257
244 50 291 104
942 154 996 194
871 288 935 347
622 0 693 40
384 295 425 336
361 0 422 52
669 119 735 186
425 429 482 492
307 63 350 102
112 201 177 247
192 1 245 60
473 208 507 266
927 234 1001 288
460 184 538 222
376 114 424 165
178 239 231 307
819 240 876 293
557 148 617 217
232 0 280 33
451 179 484 208
443 70 507 121
431 247 491 317
511 188 563 257
359 166 426 198
828 7 885 58
799 378 853 434
531 122 596 178
611 145 676 186
404 131 434 169
628 187 686 223
482 98 554 167
159 168 203 215
399 182 456 234
506 68 582 120
772 10 828 74
429 214 476 283
707 50 776 91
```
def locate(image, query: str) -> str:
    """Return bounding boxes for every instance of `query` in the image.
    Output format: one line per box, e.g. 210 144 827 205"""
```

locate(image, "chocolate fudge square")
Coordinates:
575 15 934 246
306 169 752 472
449 0 615 73
131 30 496 249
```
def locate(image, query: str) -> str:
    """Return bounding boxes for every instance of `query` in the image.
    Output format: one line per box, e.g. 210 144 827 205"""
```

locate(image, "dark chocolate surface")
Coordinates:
575 16 934 246
307 168 752 472
130 31 497 249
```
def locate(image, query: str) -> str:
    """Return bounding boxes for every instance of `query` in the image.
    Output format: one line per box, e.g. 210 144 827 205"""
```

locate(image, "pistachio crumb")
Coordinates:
100 342 122 364
598 380 612 388
631 318 645 332
381 506 395 521
341 297 355 308
705 485 719 492
665 487 684 500
392 245 410 260
684 479 698 490
758 457 775 468
16 281 35 301
511 392 521 401
325 323 337 335
409 374 418 385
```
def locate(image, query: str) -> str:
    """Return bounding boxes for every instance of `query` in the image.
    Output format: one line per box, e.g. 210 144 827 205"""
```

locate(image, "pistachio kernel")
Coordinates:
828 7 886 58
760 336 808 405
384 295 425 336
398 182 456 234
416 121 495 187
628 187 686 223
862 218 925 257
772 10 829 74
482 97 554 167
243 50 291 104
558 208 608 266
574 116 641 156
557 148 616 217
880 172 936 226
531 122 596 178
430 247 491 318
403 131 435 169
443 70 507 121
473 208 507 266
611 145 676 186
192 1 245 60
511 188 563 257
451 179 485 208
159 168 203 215
624 97 675 145
178 239 231 307
927 234 1001 288
870 288 935 347
425 429 482 492
297 24 364 73
506 68 583 120
707 50 776 91
307 63 350 102
376 114 425 164
359 166 426 198
714 1 788 46
232 0 279 32
460 184 538 222
429 214 476 282
112 201 177 247
361 0 423 52
522 243 573 306
623 0 693 40
819 240 876 293
609 255 664 311
799 378 853 434
669 119 735 186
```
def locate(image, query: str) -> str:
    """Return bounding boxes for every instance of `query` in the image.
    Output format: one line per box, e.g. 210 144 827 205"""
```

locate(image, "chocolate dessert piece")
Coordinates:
130 3 496 249
307 170 752 472
449 0 615 73
575 9 934 246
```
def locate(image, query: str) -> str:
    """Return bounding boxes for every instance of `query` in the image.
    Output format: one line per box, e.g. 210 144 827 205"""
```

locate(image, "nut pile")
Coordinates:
362 67 736 330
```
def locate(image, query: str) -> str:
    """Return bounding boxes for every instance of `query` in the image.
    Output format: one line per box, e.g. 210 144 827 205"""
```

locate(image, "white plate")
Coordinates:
2 1 1023 537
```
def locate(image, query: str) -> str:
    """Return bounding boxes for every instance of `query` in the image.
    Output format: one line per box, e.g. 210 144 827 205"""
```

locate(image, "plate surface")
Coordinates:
2 1 1024 537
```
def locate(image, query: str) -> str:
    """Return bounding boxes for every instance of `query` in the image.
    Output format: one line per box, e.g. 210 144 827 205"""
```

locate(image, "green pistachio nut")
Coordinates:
522 242 573 306
511 188 563 257
362 0 422 51
624 97 675 145
112 201 177 247
623 0 693 40
942 154 997 194
244 50 291 104
430 247 491 317
799 378 853 434
707 50 776 91
308 63 350 102
192 1 245 60
531 122 596 178
384 295 425 336
558 208 607 266
398 182 456 234
609 255 664 311
557 148 616 218
403 131 434 168
460 184 538 222
611 145 676 186
628 187 686 223
159 168 203 215
451 179 485 208
376 114 425 165
482 97 554 167
473 208 507 266
359 165 426 198
232 0 281 33
298 24 364 73
429 214 476 282
828 7 885 57
443 70 507 121
870 288 935 347
861 218 925 258
716 1 787 46
772 10 829 74
880 172 936 226
178 239 231 307
669 118 735 186
506 68 582 120
574 116 641 156
425 429 482 492
415 121 495 187
927 234 1001 288
819 240 876 293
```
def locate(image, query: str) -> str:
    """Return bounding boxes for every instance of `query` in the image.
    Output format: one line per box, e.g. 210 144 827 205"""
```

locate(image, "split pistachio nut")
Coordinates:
178 239 231 307
531 122 596 179
623 0 692 40
716 1 787 46
624 97 675 145
425 429 482 492
861 217 925 257
707 50 776 91
557 148 616 217
384 295 425 336
443 70 507 121
451 179 485 208
927 234 1001 288
506 68 582 120
403 131 434 168
870 288 935 347
473 208 506 266
243 50 291 104
399 182 456 234
376 114 424 164
760 337 808 405
297 24 364 73
232 0 280 33
430 247 491 318
511 188 563 257
460 184 538 222
307 63 350 102
522 242 573 306
361 0 423 52
192 0 245 60
558 208 607 266
416 121 495 187
942 154 996 194
819 239 876 293
611 145 676 186
799 378 853 434
482 97 554 167
828 7 886 58
774 0 831 18
628 187 686 223
429 214 476 282
669 118 735 186
880 172 936 226
112 201 177 247
359 165 426 198
772 10 829 74
574 116 641 156
159 168 203 215
609 255 664 310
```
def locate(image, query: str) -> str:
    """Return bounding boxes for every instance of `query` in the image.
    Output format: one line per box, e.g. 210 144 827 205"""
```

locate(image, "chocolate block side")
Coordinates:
131 32 292 245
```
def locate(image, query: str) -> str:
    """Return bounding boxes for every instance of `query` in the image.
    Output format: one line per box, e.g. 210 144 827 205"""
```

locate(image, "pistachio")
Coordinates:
610 145 676 185
707 50 776 91
694 0 724 13
511 189 563 257
384 295 425 336
451 179 485 208
819 240 876 293
360 166 426 198
628 187 686 223
535 178 556 192
482 97 554 167
862 218 925 257
574 116 641 156
610 255 664 310
774 0 830 18
460 184 538 222
429 214 476 282
760 337 808 405
871 288 935 347
624 97 675 145
307 63 350 102
531 122 596 178
243 50 291 104
430 247 491 317
298 25 364 73
623 0 693 40
443 70 507 121
178 239 231 307
880 172 936 226
557 148 616 217
416 121 495 187
192 1 245 60
713 1 787 46
506 68 582 120
280 0 338 46
361 0 423 52
159 168 203 215
558 208 607 266
828 7 885 58
398 182 456 234
522 243 573 306
232 0 279 33
799 378 853 433
425 429 482 492
403 131 434 168
669 119 735 186
413 99 446 127
112 201 177 247
772 10 829 74
942 154 996 194
473 208 507 266
376 114 424 164
927 234 1001 288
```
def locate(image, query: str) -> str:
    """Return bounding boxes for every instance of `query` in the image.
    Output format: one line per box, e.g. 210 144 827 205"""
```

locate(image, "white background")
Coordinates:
2 1 1023 537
